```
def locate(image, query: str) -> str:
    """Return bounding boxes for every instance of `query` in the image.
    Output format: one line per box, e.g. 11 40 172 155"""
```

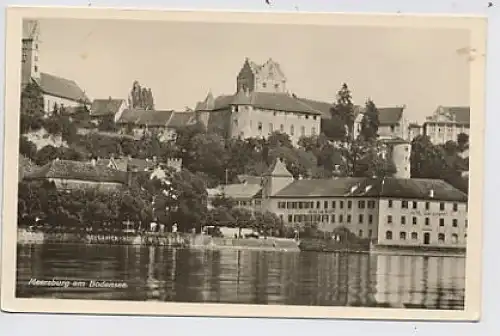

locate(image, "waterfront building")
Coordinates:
261 159 468 250
352 106 409 140
207 182 263 213
422 106 470 144
377 136 412 179
21 20 90 114
23 158 128 191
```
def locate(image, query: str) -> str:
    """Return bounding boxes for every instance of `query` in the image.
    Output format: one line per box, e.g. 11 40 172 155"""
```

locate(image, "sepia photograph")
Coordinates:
1 7 486 320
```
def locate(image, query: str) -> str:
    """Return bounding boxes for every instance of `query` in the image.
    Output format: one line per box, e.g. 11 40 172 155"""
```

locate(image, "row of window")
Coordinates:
389 199 462 212
278 200 377 210
287 213 374 224
251 122 316 137
386 215 468 227
385 231 464 244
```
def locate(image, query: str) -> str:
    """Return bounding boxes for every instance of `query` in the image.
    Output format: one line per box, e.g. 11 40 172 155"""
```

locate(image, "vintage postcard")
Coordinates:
1 7 486 321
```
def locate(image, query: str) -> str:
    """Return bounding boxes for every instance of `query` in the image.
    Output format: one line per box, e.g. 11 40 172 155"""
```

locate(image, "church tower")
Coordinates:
21 20 41 88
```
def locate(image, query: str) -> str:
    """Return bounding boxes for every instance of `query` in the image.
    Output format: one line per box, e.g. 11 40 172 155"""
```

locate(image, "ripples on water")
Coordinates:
16 243 466 309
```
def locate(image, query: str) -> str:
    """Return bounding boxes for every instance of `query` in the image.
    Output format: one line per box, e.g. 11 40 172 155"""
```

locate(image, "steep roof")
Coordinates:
273 177 467 202
237 174 263 185
90 98 125 117
115 109 195 129
115 108 144 124
377 107 404 125
136 110 174 127
24 159 127 184
37 73 90 103
264 159 294 177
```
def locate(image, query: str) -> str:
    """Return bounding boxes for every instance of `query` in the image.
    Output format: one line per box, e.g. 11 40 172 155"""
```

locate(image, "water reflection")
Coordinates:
16 244 465 309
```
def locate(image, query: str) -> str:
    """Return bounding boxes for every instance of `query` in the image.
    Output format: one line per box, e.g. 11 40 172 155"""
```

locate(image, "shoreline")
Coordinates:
17 229 466 256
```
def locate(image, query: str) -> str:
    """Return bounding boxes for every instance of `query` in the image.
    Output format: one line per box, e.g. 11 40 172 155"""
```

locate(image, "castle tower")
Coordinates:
382 138 411 179
261 158 295 205
236 57 287 94
21 20 41 88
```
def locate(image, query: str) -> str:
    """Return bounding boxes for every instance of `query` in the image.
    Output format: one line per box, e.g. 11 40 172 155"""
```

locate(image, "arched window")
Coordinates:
411 232 418 240
452 233 458 244
438 233 445 243
385 231 393 240
400 232 407 240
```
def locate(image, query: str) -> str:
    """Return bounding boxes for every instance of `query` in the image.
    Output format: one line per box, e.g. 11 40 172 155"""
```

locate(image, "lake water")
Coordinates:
16 243 466 309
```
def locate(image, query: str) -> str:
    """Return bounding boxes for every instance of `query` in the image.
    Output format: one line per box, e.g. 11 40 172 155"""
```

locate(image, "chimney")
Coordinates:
429 189 435 198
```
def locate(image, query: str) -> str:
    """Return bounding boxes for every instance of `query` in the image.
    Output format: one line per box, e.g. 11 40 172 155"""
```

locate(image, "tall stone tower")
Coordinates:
21 19 41 88
236 57 287 94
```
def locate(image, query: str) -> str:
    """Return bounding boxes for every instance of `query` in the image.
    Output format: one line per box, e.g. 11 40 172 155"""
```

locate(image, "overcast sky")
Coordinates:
33 18 470 123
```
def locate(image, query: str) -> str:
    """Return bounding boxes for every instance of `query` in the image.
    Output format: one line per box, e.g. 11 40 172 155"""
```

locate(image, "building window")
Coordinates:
290 125 294 135
312 127 316 135
288 215 293 222
269 123 273 133
388 200 393 208
387 215 393 224
331 215 335 223
400 232 407 240
339 215 343 223
390 125 395 132
386 231 393 240
324 201 328 209
258 122 262 131
425 217 430 225
347 215 352 223
274 83 279 89
401 216 406 225
439 218 445 227
413 201 417 209
369 229 373 238
412 217 417 225
358 200 365 209
425 202 430 210
359 230 363 237
453 203 458 212
347 201 352 209
453 219 458 227
340 201 344 209
465 220 468 228
34 65 38 72
359 214 364 223
263 82 267 88
411 232 418 240
440 202 445 211
452 233 458 244
368 215 373 224
301 126 305 136
402 200 408 209
316 201 320 209
438 233 445 243
332 201 336 208
280 124 284 132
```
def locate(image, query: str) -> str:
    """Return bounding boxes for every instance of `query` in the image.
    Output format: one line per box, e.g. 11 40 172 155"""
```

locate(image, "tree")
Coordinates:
359 99 380 141
19 83 45 134
410 135 447 179
19 136 37 160
211 193 236 209
253 211 282 237
34 145 59 166
457 133 469 152
329 83 356 141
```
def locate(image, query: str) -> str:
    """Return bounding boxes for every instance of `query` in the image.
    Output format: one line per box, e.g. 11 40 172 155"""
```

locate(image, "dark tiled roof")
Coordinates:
296 98 332 119
196 91 322 115
136 110 174 127
115 109 144 124
38 73 90 103
442 106 470 124
90 99 125 117
273 177 467 202
24 159 127 184
377 107 404 125
169 112 195 128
